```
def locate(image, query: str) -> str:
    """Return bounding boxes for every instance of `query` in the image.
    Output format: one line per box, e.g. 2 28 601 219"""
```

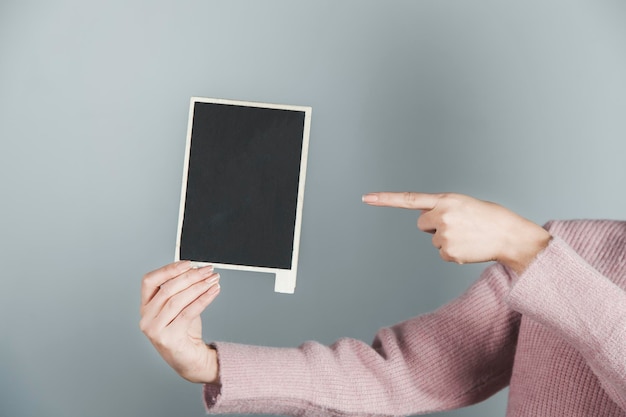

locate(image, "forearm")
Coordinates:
204 265 521 416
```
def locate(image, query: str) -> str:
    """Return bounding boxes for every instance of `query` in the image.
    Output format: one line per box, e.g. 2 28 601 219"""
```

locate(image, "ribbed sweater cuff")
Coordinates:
506 236 625 353
508 236 592 318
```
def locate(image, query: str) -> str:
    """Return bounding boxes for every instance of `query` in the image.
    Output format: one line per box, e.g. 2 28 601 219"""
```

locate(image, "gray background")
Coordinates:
1 1 625 416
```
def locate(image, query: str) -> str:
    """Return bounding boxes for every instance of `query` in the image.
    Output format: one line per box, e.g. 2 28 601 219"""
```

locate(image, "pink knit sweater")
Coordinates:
203 220 626 416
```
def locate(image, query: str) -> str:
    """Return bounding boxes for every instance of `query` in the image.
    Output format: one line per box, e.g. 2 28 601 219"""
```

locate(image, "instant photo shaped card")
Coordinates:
176 97 312 293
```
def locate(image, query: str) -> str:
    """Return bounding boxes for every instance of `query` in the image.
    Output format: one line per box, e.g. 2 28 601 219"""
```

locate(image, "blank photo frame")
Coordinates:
176 97 312 293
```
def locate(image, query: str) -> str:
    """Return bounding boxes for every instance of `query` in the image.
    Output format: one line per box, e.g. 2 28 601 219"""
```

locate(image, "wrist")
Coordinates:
500 220 551 275
202 345 220 385
179 344 220 384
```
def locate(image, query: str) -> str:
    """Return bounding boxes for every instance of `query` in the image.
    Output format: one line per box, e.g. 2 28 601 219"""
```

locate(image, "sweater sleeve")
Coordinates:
507 234 626 410
203 264 521 417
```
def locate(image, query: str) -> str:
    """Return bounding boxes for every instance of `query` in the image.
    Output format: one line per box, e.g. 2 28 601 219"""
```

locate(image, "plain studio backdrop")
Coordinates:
1 1 625 416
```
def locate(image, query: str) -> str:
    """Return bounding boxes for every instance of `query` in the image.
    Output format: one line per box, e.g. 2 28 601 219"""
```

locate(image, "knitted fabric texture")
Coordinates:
203 220 626 416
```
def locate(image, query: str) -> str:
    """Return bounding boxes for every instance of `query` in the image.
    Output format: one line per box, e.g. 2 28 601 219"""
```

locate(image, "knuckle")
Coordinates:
164 296 179 312
445 247 462 263
159 283 174 298
141 274 152 289
144 274 160 289
437 229 450 243
439 248 451 260
159 271 188 297
403 192 416 204
139 318 151 334
440 192 462 205
177 308 189 321
438 212 457 228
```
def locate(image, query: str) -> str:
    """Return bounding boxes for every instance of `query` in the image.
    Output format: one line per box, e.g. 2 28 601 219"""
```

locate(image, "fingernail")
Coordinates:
206 274 220 285
362 193 379 203
178 260 192 269
192 263 212 273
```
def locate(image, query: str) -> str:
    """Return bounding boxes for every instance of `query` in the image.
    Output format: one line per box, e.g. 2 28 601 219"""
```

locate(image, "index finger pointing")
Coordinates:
141 260 192 306
362 192 440 210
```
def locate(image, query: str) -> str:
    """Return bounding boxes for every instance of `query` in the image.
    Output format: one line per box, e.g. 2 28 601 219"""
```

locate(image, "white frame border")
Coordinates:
175 97 312 294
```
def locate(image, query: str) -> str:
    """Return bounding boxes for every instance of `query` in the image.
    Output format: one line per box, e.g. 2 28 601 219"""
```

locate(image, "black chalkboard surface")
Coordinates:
176 98 312 293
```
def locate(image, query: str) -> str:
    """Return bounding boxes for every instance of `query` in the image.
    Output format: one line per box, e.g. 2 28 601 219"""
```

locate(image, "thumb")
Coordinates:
362 192 440 210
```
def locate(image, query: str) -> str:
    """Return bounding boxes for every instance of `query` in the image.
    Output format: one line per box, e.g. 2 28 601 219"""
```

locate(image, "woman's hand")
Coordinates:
140 261 221 383
363 192 551 274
